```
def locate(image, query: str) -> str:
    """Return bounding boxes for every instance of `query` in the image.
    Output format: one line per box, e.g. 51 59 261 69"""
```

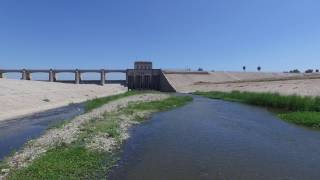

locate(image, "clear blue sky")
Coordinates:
1 0 319 72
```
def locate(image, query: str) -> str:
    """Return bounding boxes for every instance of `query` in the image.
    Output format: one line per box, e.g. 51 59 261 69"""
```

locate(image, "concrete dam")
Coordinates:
0 61 176 92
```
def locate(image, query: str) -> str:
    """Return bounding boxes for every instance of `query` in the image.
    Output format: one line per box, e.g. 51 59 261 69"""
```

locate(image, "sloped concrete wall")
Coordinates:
159 71 176 92
163 71 306 92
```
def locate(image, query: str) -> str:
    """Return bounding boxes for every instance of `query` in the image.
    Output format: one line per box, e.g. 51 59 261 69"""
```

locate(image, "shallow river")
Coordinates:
0 103 84 160
108 95 320 180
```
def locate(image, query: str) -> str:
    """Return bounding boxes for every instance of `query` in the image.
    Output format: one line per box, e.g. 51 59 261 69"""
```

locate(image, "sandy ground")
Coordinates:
164 72 320 96
169 78 320 96
0 78 127 121
164 71 302 90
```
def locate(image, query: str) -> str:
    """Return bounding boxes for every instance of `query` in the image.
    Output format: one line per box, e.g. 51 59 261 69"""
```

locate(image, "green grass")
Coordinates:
126 96 193 113
124 96 193 122
95 117 120 138
46 119 73 130
194 91 320 111
279 112 320 128
194 91 320 128
84 91 139 112
8 145 116 180
7 94 193 179
86 114 121 138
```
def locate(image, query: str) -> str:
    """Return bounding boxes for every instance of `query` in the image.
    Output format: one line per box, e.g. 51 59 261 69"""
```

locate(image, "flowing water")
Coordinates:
108 95 320 180
0 103 84 160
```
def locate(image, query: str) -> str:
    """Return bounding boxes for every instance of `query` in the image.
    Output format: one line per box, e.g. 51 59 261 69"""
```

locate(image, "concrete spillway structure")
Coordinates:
126 62 175 92
2 62 307 93
0 61 176 92
0 69 127 85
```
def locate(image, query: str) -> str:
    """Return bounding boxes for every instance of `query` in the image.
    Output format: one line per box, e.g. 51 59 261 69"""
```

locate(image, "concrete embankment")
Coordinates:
163 71 320 96
0 78 127 121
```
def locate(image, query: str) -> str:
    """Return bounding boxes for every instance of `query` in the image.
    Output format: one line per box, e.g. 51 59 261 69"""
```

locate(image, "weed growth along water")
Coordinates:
194 91 320 128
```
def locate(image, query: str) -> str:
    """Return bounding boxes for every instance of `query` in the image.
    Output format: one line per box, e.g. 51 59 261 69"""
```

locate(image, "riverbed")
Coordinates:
0 103 84 160
108 95 320 180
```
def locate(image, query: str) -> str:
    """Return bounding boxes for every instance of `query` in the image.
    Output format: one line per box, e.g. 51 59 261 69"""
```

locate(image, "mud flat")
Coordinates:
0 78 127 121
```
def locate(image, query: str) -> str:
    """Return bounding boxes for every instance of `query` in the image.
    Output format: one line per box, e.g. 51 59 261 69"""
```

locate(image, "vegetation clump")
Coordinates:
305 69 314 73
279 112 320 128
194 91 320 128
289 69 300 73
8 145 113 180
85 91 139 112
42 98 50 102
257 66 261 71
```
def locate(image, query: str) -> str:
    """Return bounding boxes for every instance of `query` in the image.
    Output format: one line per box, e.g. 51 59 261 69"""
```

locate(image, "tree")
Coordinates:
305 69 313 73
242 66 246 71
257 66 261 71
316 69 319 73
198 68 203 71
289 69 300 73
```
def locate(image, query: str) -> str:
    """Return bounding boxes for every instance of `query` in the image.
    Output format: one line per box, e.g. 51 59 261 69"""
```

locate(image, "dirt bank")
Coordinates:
0 79 127 121
179 78 320 96
164 72 320 96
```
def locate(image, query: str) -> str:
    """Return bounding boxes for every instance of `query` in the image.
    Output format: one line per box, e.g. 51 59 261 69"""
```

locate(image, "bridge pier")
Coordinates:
53 72 57 81
49 70 54 82
22 70 27 80
100 69 105 85
75 70 80 84
26 72 32 80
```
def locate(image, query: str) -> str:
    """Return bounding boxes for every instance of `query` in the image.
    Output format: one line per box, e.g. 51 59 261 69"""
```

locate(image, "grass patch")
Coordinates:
8 145 116 180
194 91 320 128
194 91 320 112
95 118 120 138
46 119 73 130
279 112 320 128
87 114 121 138
125 96 193 113
6 94 192 179
84 91 139 112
